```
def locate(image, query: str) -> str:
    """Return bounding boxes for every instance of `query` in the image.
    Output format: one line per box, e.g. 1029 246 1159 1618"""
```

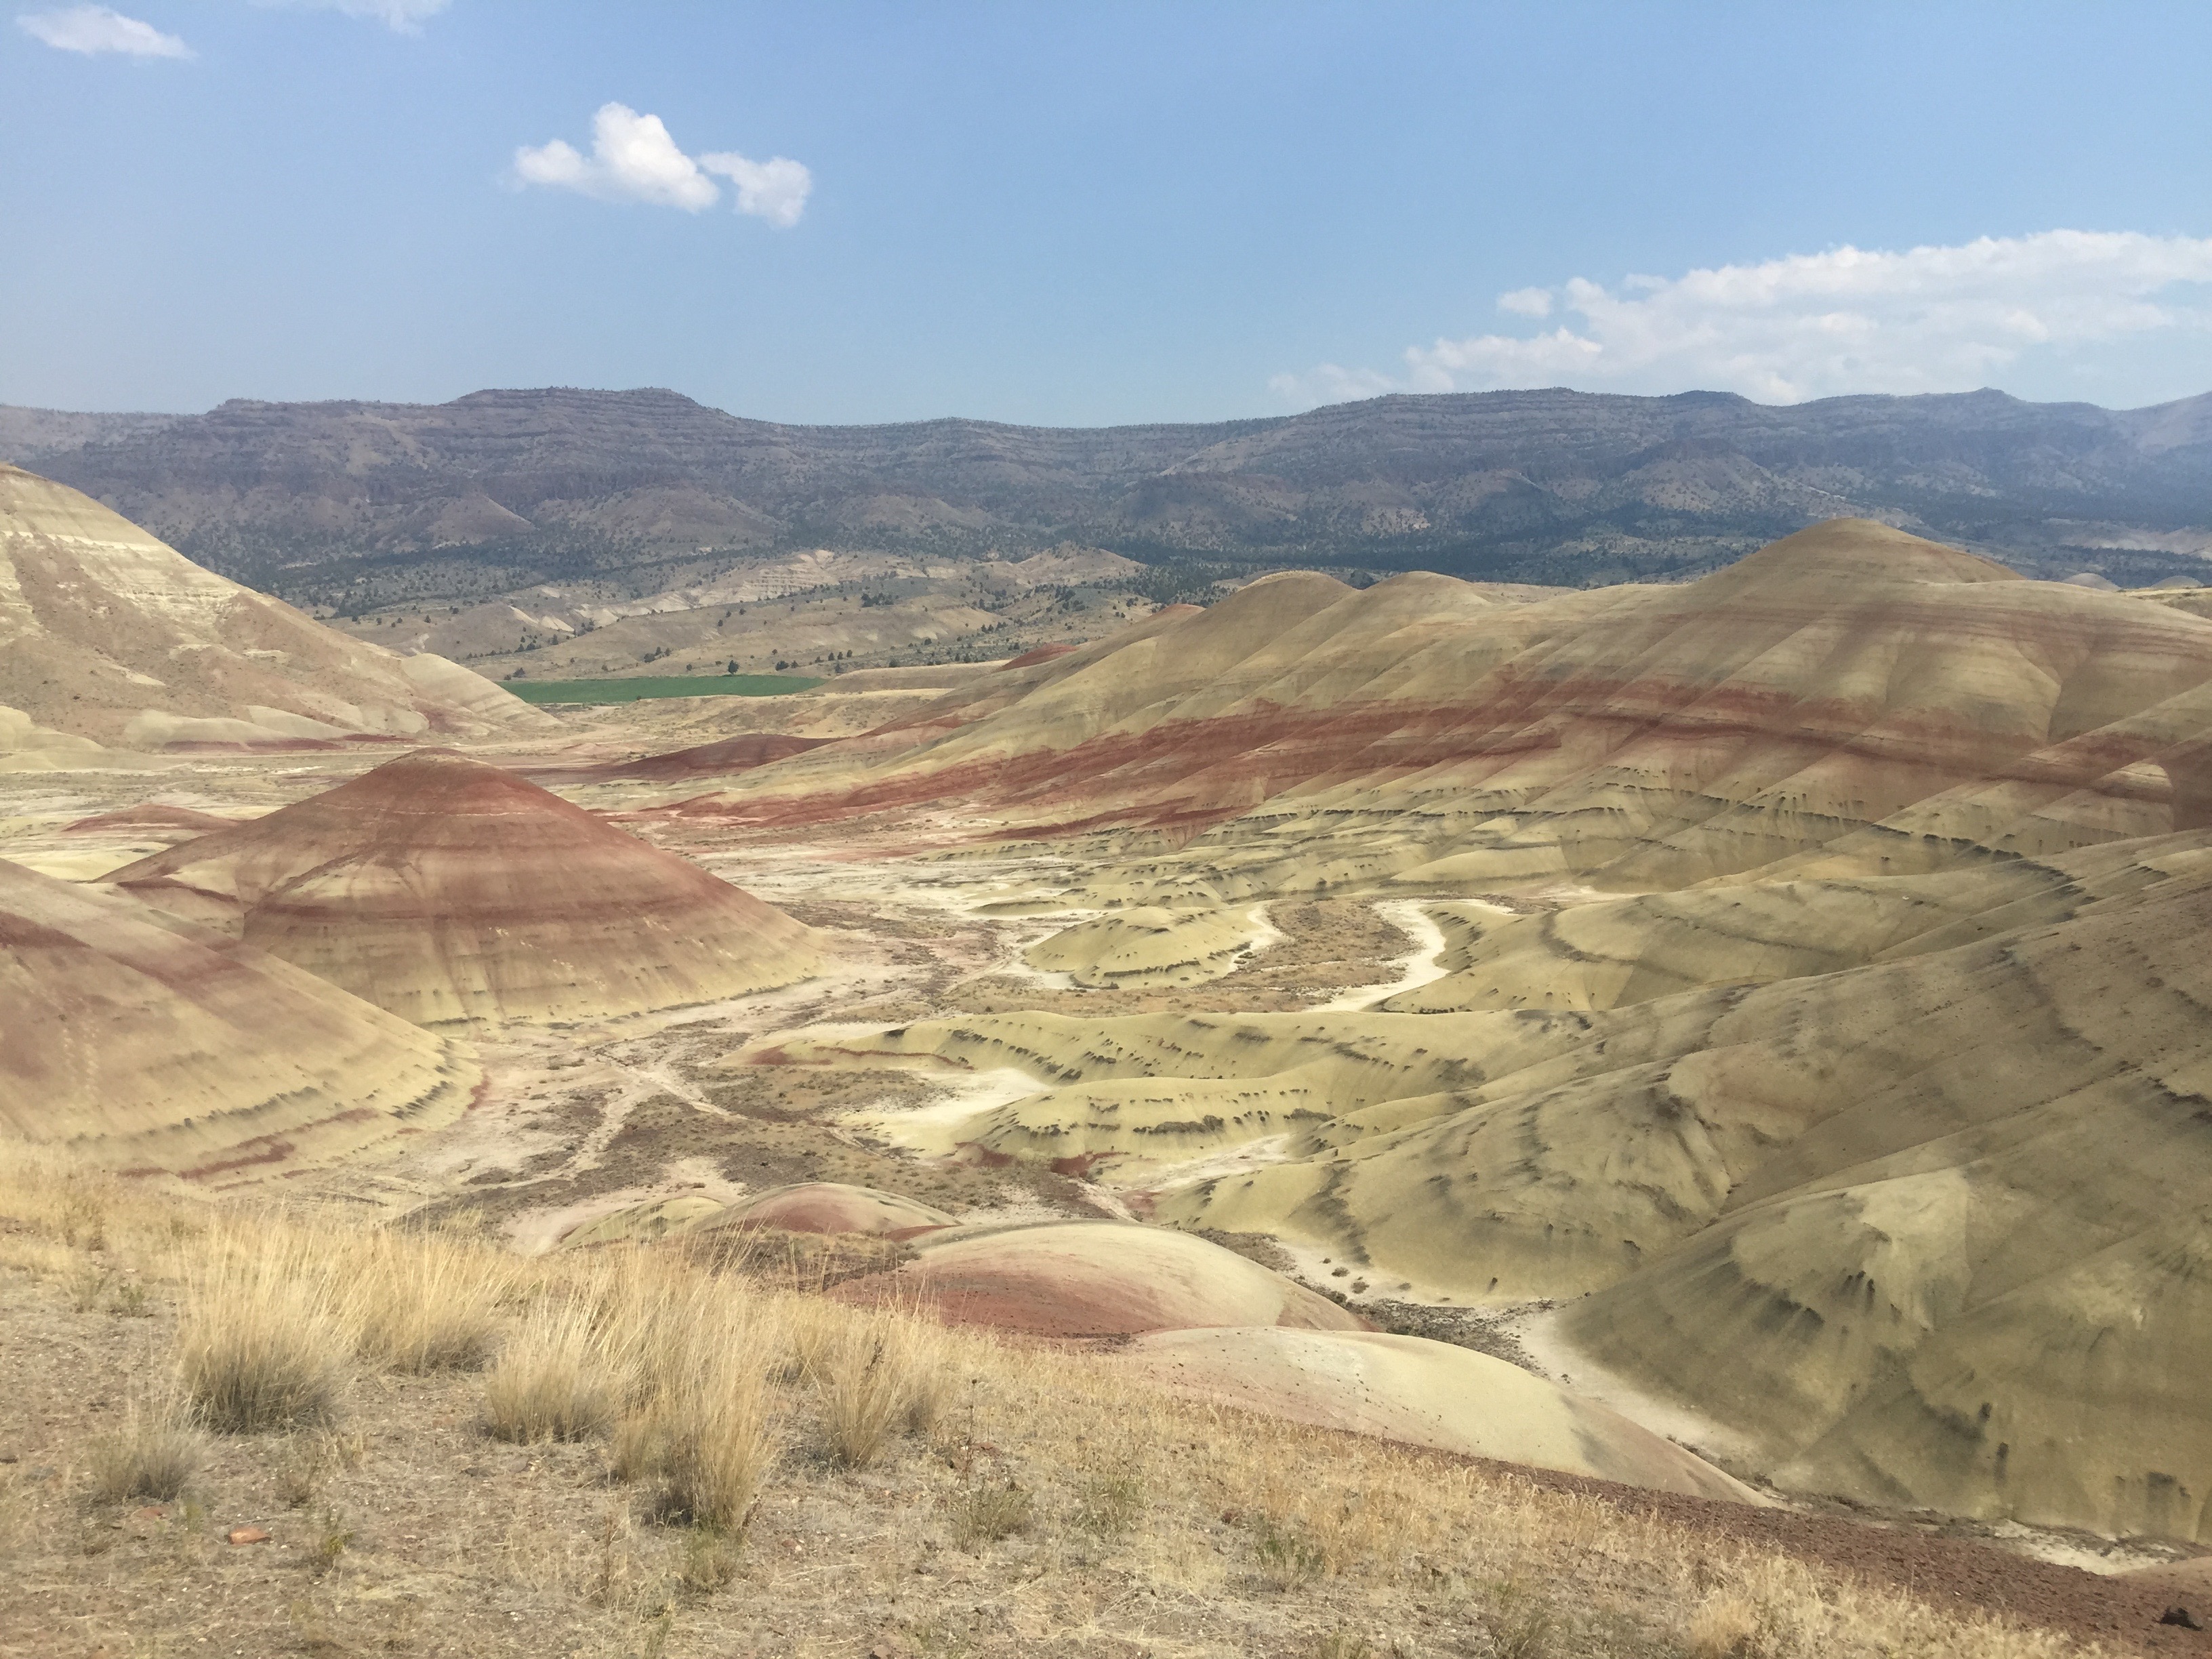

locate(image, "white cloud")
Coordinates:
16 5 190 56
1273 230 2212 407
253 0 449 33
516 104 720 211
514 103 812 226
699 150 813 228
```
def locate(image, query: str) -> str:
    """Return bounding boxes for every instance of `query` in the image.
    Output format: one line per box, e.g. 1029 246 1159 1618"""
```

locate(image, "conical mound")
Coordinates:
0 857 477 1180
106 749 823 1026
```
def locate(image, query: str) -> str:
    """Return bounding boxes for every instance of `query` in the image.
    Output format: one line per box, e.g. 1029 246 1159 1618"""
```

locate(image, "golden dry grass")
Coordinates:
345 1227 508 1373
483 1298 616 1443
0 1141 2113 1659
813 1304 946 1468
83 1393 201 1502
176 1223 351 1433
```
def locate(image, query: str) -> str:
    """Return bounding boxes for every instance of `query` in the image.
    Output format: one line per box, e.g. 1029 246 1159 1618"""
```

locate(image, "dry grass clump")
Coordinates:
1674 1553 2078 1659
346 1228 508 1373
85 1394 203 1502
483 1298 615 1443
176 1225 350 1433
274 1427 368 1508
812 1304 947 1468
0 1147 192 1281
485 1252 779 1533
599 1264 781 1532
657 1357 775 1532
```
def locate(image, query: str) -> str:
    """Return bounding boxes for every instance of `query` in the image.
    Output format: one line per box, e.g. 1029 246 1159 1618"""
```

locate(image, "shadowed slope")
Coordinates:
0 857 477 1180
106 749 822 1026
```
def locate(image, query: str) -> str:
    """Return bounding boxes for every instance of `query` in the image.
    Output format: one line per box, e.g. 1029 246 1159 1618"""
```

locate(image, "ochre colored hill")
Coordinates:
1023 905 1267 989
0 857 477 1180
1126 1328 1757 1503
785 846 2212 1540
664 520 2212 899
0 464 554 754
105 749 822 1027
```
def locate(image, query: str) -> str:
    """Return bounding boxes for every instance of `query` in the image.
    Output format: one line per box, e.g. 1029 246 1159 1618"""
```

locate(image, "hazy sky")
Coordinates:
7 1 2212 423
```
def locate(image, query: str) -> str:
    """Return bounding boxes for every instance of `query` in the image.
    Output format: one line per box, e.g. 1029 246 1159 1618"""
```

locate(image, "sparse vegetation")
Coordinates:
502 674 820 703
950 1477 1033 1549
0 1147 2120 1658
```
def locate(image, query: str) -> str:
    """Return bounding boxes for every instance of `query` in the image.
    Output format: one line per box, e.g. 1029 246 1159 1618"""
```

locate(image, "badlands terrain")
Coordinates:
6 463 2212 1656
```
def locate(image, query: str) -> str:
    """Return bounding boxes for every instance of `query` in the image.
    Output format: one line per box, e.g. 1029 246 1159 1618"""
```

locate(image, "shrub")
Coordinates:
1073 1473 1144 1539
1686 1593 1764 1659
951 1479 1032 1549
1252 1514 1326 1590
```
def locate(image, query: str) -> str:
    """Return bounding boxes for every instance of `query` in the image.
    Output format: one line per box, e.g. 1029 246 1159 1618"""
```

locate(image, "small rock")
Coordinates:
2158 1606 2203 1631
0 1451 18 1464
225 1525 270 1546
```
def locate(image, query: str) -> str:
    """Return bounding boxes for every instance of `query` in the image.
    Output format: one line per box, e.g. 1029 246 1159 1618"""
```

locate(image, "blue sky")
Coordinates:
5 1 2211 423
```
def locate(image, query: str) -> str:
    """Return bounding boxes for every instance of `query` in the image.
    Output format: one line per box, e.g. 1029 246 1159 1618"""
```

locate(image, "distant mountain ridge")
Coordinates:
5 384 2211 600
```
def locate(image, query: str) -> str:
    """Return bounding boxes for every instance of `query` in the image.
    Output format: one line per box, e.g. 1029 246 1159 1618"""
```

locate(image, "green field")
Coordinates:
504 673 823 704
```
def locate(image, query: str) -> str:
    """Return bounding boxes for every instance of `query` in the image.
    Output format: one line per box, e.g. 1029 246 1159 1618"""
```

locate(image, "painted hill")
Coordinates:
0 857 477 1181
0 463 554 757
670 518 2212 890
105 749 823 1027
729 519 2212 1541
